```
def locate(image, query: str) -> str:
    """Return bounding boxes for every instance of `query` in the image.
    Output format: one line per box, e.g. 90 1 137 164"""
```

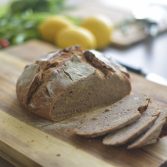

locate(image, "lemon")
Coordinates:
81 15 112 49
39 16 72 42
56 26 96 49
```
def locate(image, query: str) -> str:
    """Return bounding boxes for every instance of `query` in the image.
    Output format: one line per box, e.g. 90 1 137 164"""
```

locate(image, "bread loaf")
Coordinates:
16 46 131 121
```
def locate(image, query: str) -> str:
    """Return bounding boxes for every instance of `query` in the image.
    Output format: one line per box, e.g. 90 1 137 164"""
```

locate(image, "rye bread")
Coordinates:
16 46 131 121
74 94 150 137
103 104 160 146
128 103 167 149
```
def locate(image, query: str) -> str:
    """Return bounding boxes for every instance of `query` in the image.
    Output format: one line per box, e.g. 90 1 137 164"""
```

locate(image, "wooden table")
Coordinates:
0 40 167 167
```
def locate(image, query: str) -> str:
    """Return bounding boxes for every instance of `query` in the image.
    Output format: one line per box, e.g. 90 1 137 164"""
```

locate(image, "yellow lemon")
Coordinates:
81 15 112 49
39 16 72 42
56 26 96 49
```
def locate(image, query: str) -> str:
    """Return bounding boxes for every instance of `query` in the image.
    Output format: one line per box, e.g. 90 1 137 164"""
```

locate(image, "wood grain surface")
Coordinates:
0 40 167 167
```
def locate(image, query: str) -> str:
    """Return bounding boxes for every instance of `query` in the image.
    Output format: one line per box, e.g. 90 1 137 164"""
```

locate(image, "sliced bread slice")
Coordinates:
74 94 150 137
103 104 160 146
127 104 167 149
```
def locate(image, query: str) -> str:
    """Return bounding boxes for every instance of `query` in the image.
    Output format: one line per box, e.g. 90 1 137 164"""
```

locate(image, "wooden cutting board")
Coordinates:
0 40 167 167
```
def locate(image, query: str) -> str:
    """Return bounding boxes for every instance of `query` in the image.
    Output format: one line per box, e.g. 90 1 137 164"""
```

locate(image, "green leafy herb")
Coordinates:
0 0 65 48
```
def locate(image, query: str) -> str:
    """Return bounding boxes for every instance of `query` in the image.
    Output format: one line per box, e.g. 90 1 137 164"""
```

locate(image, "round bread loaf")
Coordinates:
16 46 131 121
